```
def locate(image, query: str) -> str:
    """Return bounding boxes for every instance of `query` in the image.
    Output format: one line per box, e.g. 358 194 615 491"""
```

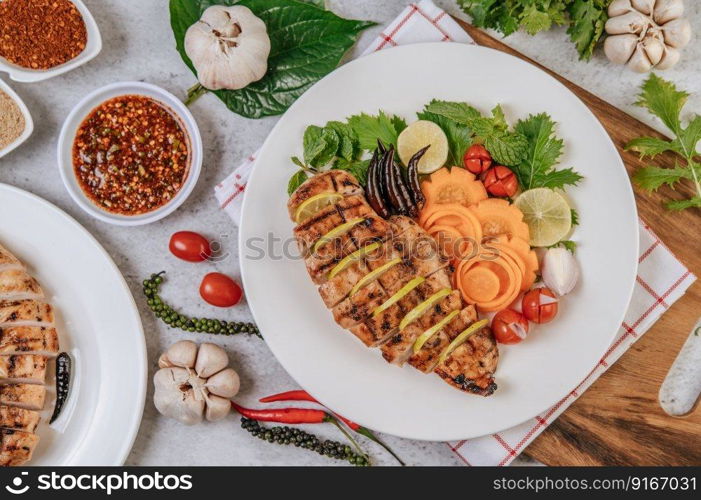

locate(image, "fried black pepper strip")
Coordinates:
49 352 71 424
366 149 390 218
407 145 429 210
383 147 405 215
393 158 418 217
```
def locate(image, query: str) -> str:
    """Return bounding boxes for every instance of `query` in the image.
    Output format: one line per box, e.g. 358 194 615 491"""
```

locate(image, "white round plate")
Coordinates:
0 184 146 464
239 43 638 441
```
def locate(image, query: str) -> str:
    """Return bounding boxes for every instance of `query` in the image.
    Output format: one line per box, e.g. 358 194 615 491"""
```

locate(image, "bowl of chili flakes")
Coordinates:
57 81 203 226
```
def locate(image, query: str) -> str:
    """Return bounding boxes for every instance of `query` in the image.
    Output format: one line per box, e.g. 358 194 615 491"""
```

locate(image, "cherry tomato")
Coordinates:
169 231 211 262
481 166 519 198
522 287 559 324
199 272 243 307
462 144 492 175
491 309 530 344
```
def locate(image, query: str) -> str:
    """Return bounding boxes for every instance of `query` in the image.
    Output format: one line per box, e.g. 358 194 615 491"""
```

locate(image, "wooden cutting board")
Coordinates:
454 19 701 466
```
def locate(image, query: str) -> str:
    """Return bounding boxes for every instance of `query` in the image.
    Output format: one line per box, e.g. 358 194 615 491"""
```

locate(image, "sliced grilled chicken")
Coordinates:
294 203 347 256
379 270 456 365
0 405 40 433
434 327 499 396
0 326 59 355
0 384 46 411
349 289 417 348
287 170 363 220
0 245 22 272
318 260 370 308
409 304 476 373
332 281 386 329
0 429 38 466
0 355 48 384
0 300 54 327
0 270 43 301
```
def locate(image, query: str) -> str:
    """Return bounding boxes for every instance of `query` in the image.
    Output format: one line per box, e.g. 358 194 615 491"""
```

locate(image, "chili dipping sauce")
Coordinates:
72 95 190 215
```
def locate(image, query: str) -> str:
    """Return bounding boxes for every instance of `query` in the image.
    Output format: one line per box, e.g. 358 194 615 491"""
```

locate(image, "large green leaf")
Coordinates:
170 0 375 118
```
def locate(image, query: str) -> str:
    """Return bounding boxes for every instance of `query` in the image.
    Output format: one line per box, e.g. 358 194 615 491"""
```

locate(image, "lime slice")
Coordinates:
350 257 402 296
399 288 452 332
327 242 380 280
372 277 424 318
295 193 343 223
514 188 572 247
438 319 489 363
412 310 459 354
312 218 365 253
397 120 449 174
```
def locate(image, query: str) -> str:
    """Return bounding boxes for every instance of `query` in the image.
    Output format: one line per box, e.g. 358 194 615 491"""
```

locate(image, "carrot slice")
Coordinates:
455 254 523 312
420 167 488 208
489 235 538 291
420 203 484 262
461 266 500 303
427 225 464 259
469 198 530 241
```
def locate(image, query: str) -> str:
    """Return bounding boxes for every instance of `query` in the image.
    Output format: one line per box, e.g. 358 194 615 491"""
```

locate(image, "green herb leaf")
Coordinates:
549 240 577 253
326 121 357 161
513 113 582 189
424 100 481 125
566 0 608 61
418 102 473 167
347 111 406 150
635 73 687 134
625 136 676 158
632 164 691 191
570 208 579 227
303 125 326 166
335 158 370 186
666 197 701 211
170 0 374 118
288 170 308 195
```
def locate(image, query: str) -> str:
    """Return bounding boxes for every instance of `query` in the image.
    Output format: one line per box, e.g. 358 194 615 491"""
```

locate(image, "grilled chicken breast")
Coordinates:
434 327 499 396
0 326 59 355
0 405 40 433
0 270 43 301
332 281 386 329
0 355 48 384
0 384 46 411
318 260 370 309
0 429 38 466
0 300 54 327
287 170 363 219
0 245 22 272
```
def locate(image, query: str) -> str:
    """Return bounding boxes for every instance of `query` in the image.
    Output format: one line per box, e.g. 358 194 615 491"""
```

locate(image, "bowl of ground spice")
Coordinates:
0 79 33 159
0 0 101 83
58 81 203 226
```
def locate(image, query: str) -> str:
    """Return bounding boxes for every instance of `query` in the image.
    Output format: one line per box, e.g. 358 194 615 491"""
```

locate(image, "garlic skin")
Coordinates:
153 341 240 425
541 248 579 297
604 0 691 72
185 5 271 91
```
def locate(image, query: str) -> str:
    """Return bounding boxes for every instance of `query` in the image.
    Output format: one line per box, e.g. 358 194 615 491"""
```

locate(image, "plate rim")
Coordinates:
239 42 639 441
0 182 147 464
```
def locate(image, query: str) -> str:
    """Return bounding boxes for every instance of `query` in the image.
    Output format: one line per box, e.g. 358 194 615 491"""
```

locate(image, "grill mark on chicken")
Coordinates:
286 170 363 220
0 354 48 384
0 384 46 411
0 300 54 326
0 270 44 301
0 405 40 433
0 429 38 466
0 326 59 355
434 327 499 396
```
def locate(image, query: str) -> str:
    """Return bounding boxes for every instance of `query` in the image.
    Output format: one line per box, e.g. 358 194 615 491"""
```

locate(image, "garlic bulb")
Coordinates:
185 5 271 90
604 0 691 72
153 341 240 425
541 248 579 296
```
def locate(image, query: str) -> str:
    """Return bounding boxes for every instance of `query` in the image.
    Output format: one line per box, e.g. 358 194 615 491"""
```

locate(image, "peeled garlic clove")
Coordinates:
631 0 656 15
609 0 634 17
541 248 579 297
662 18 692 48
656 45 681 69
205 368 240 398
205 395 232 422
642 36 665 66
627 45 654 72
605 10 650 35
195 343 229 378
654 0 684 25
163 340 198 368
604 34 638 64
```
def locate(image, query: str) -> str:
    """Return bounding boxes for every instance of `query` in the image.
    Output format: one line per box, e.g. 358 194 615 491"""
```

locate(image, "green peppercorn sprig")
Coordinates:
240 418 370 466
142 272 261 338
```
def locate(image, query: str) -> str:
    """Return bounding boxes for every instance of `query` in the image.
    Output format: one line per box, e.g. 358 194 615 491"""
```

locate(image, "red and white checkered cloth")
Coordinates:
214 0 696 465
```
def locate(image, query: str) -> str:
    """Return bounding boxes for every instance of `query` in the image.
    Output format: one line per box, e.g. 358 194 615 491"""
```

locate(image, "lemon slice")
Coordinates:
399 288 452 332
312 218 365 253
438 319 489 363
295 193 343 223
397 120 449 173
327 242 380 280
514 188 572 247
412 310 459 354
350 257 402 296
372 277 424 317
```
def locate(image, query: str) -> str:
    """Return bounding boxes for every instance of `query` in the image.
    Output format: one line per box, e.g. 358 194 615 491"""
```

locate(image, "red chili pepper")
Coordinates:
259 390 405 465
231 401 329 424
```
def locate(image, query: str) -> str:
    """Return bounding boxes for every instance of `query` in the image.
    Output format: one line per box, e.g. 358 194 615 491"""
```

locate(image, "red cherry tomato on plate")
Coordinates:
200 272 242 307
462 144 492 175
522 287 558 324
481 166 519 198
491 309 529 344
169 231 211 262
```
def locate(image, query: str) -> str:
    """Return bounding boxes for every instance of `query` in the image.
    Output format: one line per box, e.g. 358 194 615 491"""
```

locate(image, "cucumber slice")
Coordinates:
399 288 452 332
327 242 381 280
372 277 424 317
412 310 460 354
350 257 402 296
438 319 489 363
312 218 365 253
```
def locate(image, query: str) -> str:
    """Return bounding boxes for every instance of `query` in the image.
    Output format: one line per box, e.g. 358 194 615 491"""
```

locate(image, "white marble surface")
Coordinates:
0 0 698 466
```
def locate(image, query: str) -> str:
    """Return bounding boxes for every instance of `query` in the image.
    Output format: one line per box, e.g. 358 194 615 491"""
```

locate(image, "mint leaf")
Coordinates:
335 158 370 186
303 125 326 165
348 111 405 150
417 107 472 167
288 170 308 195
424 100 481 125
485 133 529 166
325 121 356 161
